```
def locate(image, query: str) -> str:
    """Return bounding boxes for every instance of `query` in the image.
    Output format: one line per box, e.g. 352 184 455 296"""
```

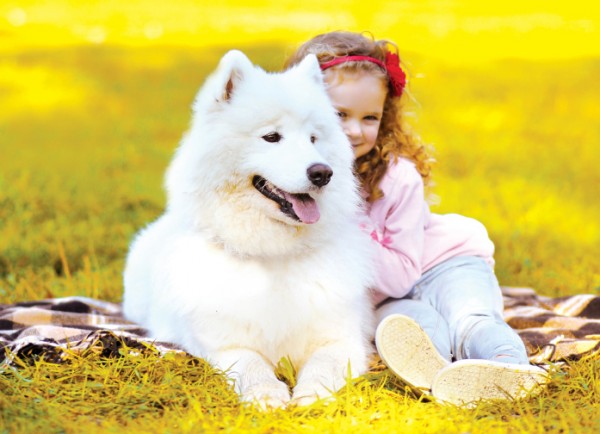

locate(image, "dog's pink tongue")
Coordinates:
285 193 320 224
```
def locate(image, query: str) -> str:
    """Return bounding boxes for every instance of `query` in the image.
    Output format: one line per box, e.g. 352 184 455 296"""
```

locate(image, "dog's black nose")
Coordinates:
307 163 333 187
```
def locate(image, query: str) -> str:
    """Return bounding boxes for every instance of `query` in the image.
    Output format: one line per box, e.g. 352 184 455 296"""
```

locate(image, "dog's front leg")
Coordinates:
212 348 291 409
291 341 368 406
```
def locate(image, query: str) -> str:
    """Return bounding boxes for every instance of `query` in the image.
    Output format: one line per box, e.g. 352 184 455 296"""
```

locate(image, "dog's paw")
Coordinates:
290 393 334 408
290 383 335 407
240 380 291 410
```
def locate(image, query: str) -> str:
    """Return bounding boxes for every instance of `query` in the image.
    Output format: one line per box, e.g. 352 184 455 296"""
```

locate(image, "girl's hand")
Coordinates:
356 208 392 248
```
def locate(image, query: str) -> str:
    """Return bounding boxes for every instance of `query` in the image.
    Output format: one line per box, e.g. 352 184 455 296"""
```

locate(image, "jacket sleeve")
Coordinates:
366 163 428 301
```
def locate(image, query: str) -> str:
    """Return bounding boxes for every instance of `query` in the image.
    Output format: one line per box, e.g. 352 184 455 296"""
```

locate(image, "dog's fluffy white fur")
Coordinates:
123 51 374 407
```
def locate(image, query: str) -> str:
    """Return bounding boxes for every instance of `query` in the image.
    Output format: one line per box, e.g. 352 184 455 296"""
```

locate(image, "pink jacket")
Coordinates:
360 158 495 305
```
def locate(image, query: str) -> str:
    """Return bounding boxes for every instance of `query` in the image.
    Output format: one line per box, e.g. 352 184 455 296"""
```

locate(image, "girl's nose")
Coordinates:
343 119 361 139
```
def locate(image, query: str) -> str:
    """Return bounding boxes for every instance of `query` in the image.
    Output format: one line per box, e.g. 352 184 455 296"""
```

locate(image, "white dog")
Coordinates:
123 50 374 408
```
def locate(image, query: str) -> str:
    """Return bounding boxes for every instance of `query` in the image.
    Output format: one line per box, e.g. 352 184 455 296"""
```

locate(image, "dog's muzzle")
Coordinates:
252 164 332 224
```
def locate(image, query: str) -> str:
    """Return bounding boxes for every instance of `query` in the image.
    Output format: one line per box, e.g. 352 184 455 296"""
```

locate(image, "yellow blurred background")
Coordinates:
2 0 599 60
0 1 598 299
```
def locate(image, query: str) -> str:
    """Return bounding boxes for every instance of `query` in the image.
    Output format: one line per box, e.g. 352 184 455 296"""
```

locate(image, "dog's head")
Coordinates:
166 51 359 255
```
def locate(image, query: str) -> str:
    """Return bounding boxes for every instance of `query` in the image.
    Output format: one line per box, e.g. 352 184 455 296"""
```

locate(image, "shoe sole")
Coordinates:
375 314 449 391
431 359 549 406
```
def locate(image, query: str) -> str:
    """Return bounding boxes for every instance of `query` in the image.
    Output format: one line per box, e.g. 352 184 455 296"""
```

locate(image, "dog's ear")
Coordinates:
293 54 324 86
215 50 254 102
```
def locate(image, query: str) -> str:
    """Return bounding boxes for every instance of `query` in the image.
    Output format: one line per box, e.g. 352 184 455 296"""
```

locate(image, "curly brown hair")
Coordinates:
284 31 433 202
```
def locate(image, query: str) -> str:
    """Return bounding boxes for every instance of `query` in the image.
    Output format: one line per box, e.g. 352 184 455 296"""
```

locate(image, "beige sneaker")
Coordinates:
431 359 549 406
375 314 450 393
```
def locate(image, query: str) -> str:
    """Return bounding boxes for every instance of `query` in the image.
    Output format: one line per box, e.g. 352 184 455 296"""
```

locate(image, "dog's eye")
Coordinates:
310 135 317 144
262 132 282 143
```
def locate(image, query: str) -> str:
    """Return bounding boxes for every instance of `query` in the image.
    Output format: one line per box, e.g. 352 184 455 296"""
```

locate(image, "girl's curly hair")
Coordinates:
285 31 433 202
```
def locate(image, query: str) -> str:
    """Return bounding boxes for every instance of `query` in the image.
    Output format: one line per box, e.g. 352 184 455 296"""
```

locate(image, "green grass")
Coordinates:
1 41 599 433
1 346 598 433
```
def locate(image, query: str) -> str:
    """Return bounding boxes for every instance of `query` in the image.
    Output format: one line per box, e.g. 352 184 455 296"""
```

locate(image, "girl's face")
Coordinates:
325 72 388 159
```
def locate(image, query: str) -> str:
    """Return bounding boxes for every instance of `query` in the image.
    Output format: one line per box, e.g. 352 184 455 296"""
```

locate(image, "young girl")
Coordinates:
285 31 548 406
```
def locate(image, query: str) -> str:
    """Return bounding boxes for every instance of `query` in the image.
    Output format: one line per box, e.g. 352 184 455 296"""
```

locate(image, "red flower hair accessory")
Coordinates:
384 51 406 97
319 52 407 97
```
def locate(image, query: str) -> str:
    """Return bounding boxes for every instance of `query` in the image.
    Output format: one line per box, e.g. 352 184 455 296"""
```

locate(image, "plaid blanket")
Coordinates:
501 287 600 364
0 297 185 368
1 287 599 369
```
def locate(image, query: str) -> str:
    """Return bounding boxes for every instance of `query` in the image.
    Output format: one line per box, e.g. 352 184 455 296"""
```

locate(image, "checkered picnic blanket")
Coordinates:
501 287 600 364
1 288 599 368
0 297 184 368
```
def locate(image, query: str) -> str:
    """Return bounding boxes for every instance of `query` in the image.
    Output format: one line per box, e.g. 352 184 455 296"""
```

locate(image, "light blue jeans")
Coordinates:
375 256 529 364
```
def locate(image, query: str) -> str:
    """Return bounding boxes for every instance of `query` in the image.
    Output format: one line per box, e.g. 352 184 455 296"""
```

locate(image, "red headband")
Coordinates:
319 53 406 97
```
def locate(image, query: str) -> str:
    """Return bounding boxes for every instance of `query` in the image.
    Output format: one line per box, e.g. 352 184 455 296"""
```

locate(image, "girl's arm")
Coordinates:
364 162 427 302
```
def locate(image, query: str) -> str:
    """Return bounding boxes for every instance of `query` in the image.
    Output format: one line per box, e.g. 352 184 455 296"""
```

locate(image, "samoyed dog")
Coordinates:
123 50 374 408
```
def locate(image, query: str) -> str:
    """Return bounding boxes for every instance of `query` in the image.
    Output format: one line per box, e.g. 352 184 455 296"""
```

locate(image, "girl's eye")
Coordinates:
310 135 316 144
262 132 282 143
365 115 379 121
336 111 346 119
